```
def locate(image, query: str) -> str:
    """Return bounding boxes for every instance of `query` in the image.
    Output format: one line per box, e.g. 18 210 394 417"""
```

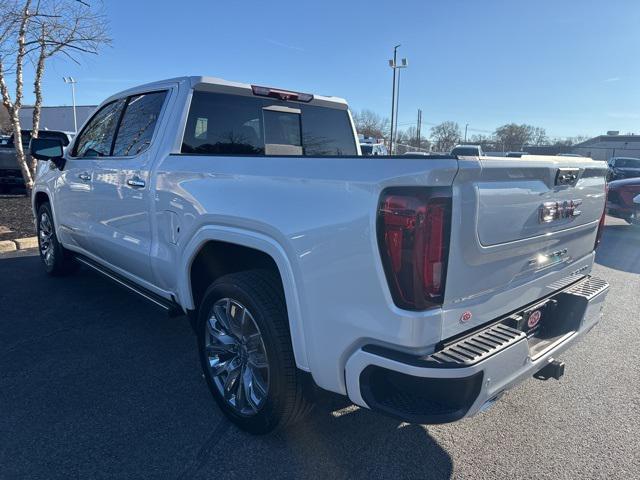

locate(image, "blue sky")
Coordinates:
20 0 640 138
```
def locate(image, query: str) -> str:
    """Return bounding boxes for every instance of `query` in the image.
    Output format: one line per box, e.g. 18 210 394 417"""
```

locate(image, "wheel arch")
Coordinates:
179 226 309 371
33 189 50 213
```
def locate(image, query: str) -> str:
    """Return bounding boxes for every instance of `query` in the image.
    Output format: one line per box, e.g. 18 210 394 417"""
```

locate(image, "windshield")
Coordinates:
617 158 640 168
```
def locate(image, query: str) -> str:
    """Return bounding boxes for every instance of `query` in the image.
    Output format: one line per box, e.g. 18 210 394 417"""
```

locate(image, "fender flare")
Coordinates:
178 225 309 371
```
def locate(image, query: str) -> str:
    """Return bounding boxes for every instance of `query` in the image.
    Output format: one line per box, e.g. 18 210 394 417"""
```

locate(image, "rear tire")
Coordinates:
196 269 312 434
36 202 76 276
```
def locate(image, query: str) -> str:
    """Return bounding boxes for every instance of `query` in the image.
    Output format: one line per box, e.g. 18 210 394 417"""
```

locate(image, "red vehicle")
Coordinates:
606 177 640 224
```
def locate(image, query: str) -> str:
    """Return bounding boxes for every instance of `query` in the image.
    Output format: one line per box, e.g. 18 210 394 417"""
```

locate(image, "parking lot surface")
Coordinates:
1 219 639 479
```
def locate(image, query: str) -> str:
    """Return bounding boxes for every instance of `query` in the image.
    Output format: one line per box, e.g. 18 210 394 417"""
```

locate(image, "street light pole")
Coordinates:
63 77 78 133
388 46 408 155
395 67 402 149
389 45 400 155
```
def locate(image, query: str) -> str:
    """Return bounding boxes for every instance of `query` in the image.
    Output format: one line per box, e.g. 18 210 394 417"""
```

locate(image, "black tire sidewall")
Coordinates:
37 203 63 274
196 276 289 434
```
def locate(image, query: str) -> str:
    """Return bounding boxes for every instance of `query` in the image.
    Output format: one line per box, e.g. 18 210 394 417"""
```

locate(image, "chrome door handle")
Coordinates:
78 172 91 181
127 178 146 188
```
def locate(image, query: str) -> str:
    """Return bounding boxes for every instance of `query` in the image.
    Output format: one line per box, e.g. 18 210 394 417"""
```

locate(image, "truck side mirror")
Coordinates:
30 137 65 170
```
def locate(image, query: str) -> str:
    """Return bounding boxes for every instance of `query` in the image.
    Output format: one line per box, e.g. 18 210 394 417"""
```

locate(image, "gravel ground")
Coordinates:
0 194 35 241
0 218 638 479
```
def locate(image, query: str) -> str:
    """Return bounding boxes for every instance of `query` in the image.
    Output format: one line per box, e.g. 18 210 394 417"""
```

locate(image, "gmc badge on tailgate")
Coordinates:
539 199 582 223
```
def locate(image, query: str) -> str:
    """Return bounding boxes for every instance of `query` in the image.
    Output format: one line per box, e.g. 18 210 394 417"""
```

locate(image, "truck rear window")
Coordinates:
181 91 357 156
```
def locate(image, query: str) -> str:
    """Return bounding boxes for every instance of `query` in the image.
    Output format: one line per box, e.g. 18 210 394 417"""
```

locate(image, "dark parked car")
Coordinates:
607 157 640 181
606 177 640 224
0 130 73 190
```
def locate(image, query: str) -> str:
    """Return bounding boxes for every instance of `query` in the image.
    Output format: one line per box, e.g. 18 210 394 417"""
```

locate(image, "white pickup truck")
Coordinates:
30 76 609 434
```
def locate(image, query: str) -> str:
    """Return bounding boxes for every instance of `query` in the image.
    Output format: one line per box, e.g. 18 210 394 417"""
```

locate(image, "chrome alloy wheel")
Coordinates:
38 211 54 266
204 298 270 416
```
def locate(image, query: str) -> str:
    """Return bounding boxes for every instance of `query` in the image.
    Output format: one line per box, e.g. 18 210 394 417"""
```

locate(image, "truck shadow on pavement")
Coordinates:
0 253 452 480
595 224 640 274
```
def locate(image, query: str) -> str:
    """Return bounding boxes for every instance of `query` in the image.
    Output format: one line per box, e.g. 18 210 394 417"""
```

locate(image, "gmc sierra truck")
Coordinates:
30 76 609 434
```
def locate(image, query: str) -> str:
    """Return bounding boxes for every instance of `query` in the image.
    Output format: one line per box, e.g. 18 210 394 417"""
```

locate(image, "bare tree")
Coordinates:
531 126 547 146
0 0 110 192
430 121 461 152
469 133 497 151
493 123 546 151
352 109 390 140
0 104 11 134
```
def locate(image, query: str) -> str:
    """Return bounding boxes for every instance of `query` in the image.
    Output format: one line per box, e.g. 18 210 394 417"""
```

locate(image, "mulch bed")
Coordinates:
0 194 36 241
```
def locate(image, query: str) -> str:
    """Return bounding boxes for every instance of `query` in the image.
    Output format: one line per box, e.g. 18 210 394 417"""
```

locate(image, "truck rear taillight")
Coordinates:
377 188 452 310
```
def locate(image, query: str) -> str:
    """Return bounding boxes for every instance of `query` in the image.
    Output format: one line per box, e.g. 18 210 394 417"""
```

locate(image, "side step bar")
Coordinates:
75 255 183 317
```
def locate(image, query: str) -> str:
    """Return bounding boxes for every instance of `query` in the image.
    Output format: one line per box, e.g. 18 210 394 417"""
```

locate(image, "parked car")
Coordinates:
606 177 640 224
360 142 388 155
0 129 73 190
557 153 584 158
401 151 430 156
505 151 528 158
607 157 640 181
31 76 609 434
450 144 483 156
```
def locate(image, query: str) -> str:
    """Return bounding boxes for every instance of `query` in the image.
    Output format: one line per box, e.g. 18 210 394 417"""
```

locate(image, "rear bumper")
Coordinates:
345 276 609 424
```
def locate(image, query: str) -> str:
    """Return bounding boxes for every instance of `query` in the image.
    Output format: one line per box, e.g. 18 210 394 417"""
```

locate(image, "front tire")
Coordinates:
36 202 76 275
197 270 312 434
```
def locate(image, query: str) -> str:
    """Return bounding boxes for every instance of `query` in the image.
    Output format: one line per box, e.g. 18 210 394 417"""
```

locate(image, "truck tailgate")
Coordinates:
441 155 607 339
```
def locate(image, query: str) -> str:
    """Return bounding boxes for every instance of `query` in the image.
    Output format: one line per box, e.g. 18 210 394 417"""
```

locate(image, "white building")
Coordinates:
18 105 96 133
572 133 640 161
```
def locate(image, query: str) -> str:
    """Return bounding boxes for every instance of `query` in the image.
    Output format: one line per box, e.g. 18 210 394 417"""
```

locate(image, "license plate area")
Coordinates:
501 288 587 358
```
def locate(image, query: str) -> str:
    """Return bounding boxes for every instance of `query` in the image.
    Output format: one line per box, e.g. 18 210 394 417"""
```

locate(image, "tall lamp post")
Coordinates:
388 46 408 155
63 77 77 133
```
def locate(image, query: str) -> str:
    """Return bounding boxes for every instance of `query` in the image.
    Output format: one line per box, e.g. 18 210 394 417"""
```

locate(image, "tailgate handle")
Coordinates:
555 168 580 186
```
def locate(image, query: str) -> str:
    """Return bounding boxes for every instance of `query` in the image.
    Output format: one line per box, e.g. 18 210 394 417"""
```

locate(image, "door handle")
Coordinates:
127 178 146 188
78 172 91 181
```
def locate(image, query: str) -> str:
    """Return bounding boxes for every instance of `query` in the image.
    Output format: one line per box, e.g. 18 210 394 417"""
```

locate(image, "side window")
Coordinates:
72 99 126 157
112 91 167 157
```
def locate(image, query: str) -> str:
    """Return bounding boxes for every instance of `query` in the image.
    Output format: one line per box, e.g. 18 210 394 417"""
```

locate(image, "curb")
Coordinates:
0 236 38 253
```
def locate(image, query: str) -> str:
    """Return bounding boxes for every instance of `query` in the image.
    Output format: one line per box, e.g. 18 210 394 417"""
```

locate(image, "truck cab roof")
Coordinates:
105 76 349 110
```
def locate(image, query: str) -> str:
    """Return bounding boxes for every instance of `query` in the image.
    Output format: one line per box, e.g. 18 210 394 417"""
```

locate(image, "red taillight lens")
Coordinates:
377 188 452 310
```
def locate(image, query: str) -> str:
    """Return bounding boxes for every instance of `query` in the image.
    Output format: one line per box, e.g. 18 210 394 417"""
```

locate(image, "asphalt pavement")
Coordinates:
1 218 639 479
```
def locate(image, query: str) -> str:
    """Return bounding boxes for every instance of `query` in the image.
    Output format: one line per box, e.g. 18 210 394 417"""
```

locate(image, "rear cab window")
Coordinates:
181 91 357 156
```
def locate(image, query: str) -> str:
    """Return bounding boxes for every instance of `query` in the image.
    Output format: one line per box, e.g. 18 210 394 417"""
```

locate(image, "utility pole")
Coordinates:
388 46 408 155
464 123 469 143
416 108 422 150
63 77 78 133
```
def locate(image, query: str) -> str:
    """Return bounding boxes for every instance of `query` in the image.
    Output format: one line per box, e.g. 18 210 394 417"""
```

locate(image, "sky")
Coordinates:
14 0 640 139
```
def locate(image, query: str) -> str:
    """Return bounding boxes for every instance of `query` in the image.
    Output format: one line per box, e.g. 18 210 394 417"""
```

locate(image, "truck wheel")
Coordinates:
36 202 76 275
197 270 312 434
